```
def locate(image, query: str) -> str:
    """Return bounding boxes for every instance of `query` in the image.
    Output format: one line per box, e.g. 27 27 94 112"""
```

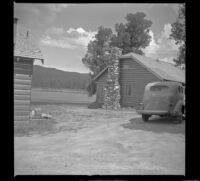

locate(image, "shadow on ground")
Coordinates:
121 116 185 134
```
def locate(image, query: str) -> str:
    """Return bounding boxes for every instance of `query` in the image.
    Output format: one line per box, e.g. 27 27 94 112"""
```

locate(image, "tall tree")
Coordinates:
82 26 113 76
170 4 185 67
82 26 114 96
111 12 152 55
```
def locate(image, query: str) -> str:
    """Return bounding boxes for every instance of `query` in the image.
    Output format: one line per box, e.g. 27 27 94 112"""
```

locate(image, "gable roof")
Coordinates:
93 52 185 84
14 23 44 63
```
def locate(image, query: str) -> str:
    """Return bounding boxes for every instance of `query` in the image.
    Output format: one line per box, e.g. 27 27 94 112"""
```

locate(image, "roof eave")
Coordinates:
163 78 185 84
93 54 144 81
14 55 44 64
93 53 185 84
92 66 109 81
35 58 44 64
122 54 164 80
123 53 185 83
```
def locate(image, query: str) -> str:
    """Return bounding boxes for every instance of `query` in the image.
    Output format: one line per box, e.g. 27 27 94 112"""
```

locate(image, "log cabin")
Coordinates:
14 18 44 121
91 52 185 109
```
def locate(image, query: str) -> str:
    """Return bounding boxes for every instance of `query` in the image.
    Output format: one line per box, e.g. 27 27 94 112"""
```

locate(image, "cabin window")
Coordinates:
125 85 132 96
150 85 169 92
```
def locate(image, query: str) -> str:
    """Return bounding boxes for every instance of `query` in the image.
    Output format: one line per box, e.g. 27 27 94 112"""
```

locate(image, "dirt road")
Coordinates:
14 104 185 175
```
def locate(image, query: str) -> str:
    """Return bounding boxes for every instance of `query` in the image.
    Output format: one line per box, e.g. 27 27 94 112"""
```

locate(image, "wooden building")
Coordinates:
14 18 44 121
93 52 185 108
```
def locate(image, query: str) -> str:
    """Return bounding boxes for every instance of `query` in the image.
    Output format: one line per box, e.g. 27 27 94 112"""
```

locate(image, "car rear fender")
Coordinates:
172 100 184 115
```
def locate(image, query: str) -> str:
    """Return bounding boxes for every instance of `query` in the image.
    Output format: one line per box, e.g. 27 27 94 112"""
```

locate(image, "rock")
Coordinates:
30 110 35 118
41 113 52 119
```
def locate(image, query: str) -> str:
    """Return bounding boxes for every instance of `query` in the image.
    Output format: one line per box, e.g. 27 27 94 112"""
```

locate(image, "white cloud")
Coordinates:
158 24 178 48
40 35 77 49
157 23 180 55
71 28 96 47
143 30 159 57
143 23 180 64
40 27 97 49
158 24 170 43
67 27 87 35
160 57 176 65
67 28 77 34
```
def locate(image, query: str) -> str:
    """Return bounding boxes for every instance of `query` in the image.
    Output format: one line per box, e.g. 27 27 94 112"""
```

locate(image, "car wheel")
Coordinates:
172 114 183 124
142 115 150 122
182 106 185 120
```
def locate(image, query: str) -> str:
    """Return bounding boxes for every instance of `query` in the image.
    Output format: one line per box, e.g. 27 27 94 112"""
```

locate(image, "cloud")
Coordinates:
143 23 180 64
157 23 179 55
67 27 87 35
40 27 97 49
159 57 176 65
69 28 96 47
142 30 159 57
40 35 77 49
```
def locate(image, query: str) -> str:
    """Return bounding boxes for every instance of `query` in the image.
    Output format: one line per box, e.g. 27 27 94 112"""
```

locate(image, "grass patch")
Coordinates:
31 89 95 104
14 119 57 137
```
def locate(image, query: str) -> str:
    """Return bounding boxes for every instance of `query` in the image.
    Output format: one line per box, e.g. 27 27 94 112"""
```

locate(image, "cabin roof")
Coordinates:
146 81 183 88
14 23 44 63
93 52 185 84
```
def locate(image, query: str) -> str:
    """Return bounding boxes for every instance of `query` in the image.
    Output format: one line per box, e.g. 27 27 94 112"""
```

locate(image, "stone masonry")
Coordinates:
103 47 122 110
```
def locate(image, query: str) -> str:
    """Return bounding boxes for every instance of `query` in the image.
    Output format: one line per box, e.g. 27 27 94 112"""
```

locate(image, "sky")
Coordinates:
14 3 182 73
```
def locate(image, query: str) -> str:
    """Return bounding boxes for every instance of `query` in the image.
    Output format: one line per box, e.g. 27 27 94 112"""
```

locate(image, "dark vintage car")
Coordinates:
137 81 185 123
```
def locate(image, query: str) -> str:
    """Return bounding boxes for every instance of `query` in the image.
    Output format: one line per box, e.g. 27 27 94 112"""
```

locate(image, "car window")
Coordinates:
150 85 169 92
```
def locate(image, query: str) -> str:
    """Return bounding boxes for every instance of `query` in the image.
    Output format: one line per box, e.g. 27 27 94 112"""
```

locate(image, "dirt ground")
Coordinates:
14 104 185 175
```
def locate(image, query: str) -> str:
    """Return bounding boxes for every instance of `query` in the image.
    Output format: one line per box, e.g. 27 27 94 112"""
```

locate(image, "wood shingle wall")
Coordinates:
14 57 33 121
95 58 162 107
119 58 161 107
96 69 108 103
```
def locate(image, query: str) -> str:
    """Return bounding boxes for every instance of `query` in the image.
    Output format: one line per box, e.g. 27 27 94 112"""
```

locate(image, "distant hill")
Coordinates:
32 65 90 90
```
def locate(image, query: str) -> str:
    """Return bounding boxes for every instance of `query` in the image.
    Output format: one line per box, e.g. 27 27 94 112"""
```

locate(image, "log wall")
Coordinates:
14 57 33 121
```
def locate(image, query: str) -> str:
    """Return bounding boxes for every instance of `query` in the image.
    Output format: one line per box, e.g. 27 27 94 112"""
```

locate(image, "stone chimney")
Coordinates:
14 17 18 47
103 47 122 110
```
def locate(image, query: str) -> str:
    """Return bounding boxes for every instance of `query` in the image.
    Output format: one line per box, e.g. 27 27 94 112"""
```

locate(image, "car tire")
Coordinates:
182 106 185 120
172 114 183 124
142 115 150 122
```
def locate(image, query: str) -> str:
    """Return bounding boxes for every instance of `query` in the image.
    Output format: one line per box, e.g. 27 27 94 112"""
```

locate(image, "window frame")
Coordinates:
125 84 132 96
